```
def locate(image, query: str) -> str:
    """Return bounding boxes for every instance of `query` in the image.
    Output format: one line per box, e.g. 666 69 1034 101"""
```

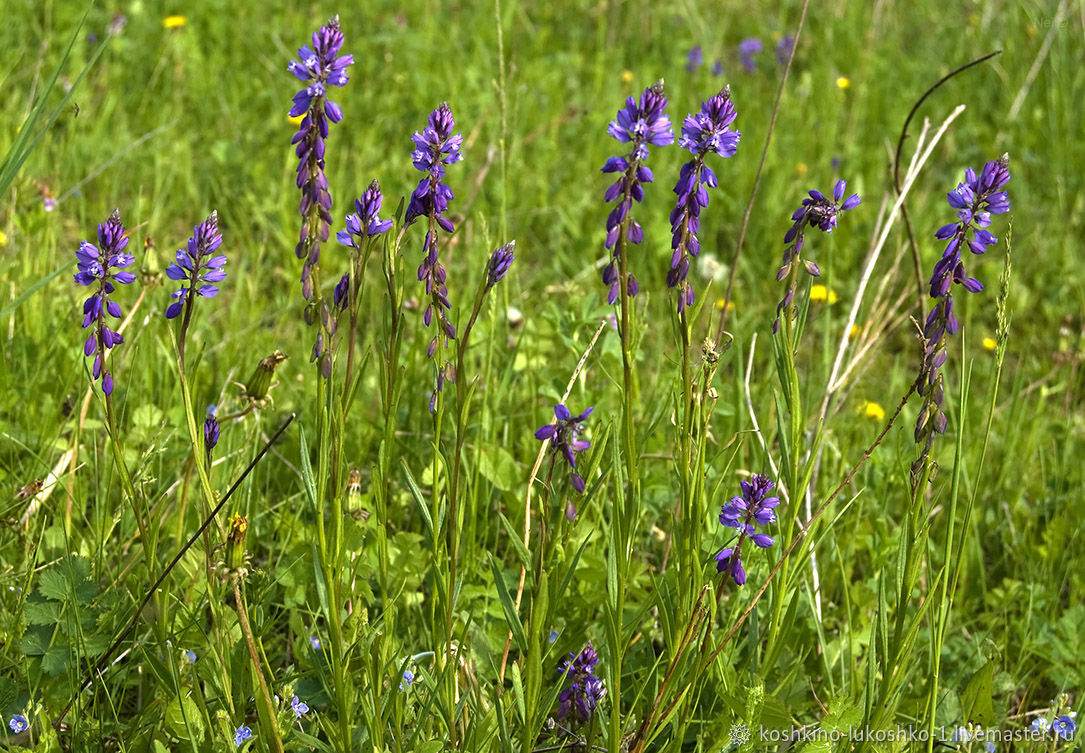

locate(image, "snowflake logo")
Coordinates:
728 722 750 747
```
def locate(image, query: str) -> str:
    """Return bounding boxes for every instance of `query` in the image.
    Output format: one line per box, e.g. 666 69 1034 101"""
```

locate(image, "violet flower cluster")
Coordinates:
165 211 226 320
738 38 762 72
75 210 136 396
668 86 740 311
486 241 516 289
716 474 779 586
288 16 353 301
601 81 673 304
556 642 605 725
535 404 593 519
773 180 861 332
204 405 219 463
914 156 1010 475
335 180 393 311
406 103 463 409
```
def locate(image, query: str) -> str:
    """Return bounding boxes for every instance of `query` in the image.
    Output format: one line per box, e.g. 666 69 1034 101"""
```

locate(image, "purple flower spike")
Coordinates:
486 241 516 289
776 35 795 64
75 209 136 395
165 211 226 319
914 155 1010 475
536 403 593 506
738 38 763 72
773 180 861 332
407 103 463 410
668 86 740 311
556 643 606 725
601 81 673 303
290 16 353 300
685 45 704 72
204 405 220 462
337 180 393 250
716 473 778 586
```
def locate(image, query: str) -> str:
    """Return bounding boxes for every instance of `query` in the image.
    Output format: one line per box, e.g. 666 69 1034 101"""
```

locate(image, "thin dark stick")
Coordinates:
716 0 809 344
53 413 296 729
892 50 1002 317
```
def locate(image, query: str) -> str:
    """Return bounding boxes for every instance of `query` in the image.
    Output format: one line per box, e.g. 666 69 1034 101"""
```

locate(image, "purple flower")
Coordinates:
535 404 593 515
773 180 861 332
336 180 393 250
711 60 724 76
685 45 704 72
333 273 350 311
716 474 779 586
407 103 463 410
486 241 516 289
165 211 226 319
1053 715 1076 740
914 156 1009 476
289 16 353 301
668 86 740 311
9 715 29 734
557 643 605 725
600 81 673 304
291 695 309 718
234 724 252 747
204 406 220 461
776 35 795 64
400 669 415 690
738 37 762 72
75 210 136 396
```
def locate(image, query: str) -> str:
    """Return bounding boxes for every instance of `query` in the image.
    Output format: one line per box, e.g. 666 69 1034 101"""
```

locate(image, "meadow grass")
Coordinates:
1 1 1083 751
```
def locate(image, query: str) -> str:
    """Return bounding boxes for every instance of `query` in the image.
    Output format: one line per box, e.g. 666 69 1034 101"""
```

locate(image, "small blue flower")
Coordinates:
183 649 197 663
549 630 559 643
291 695 309 718
234 724 252 747
952 726 970 743
1031 717 1051 733
8 715 29 734
985 742 996 753
400 669 415 690
310 635 322 650
1053 715 1076 740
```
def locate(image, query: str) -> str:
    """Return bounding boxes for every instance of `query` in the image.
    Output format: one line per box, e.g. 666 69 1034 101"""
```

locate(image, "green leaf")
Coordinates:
477 446 519 491
488 554 527 655
401 459 433 538
497 513 531 568
960 659 998 727
24 598 61 625
38 556 92 603
164 694 206 742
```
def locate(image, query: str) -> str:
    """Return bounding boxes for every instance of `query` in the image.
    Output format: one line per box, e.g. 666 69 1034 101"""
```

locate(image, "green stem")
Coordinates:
233 576 285 753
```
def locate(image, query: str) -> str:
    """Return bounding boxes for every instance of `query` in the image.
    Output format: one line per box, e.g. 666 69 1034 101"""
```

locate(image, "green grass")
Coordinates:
1 1 1083 751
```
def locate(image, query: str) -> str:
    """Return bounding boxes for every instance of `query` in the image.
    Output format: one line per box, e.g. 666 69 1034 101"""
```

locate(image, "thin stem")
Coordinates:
234 576 285 753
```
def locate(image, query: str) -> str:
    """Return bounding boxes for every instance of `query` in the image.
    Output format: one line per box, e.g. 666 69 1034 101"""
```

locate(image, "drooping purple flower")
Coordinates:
289 16 353 301
204 405 220 461
685 45 704 72
773 180 861 332
165 211 226 319
486 241 516 289
738 38 762 72
75 210 136 396
556 643 606 725
407 103 463 410
668 86 740 311
914 156 1010 478
775 35 795 64
716 473 779 586
600 81 673 304
535 404 593 516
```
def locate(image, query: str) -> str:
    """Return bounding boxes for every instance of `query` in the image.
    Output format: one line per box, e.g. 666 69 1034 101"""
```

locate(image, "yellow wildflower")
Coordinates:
836 76 850 90
163 15 186 29
809 284 838 304
859 401 885 421
714 298 735 313
795 162 808 177
982 337 997 351
848 323 860 339
621 70 634 84
0 229 7 247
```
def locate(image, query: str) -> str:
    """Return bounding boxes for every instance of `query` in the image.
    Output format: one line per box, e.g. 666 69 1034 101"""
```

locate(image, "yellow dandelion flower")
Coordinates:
809 284 838 304
982 337 997 351
163 15 186 29
836 76 850 90
288 112 305 126
621 70 634 84
859 401 885 421
714 298 735 312
0 229 7 247
848 323 860 339
795 162 808 177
